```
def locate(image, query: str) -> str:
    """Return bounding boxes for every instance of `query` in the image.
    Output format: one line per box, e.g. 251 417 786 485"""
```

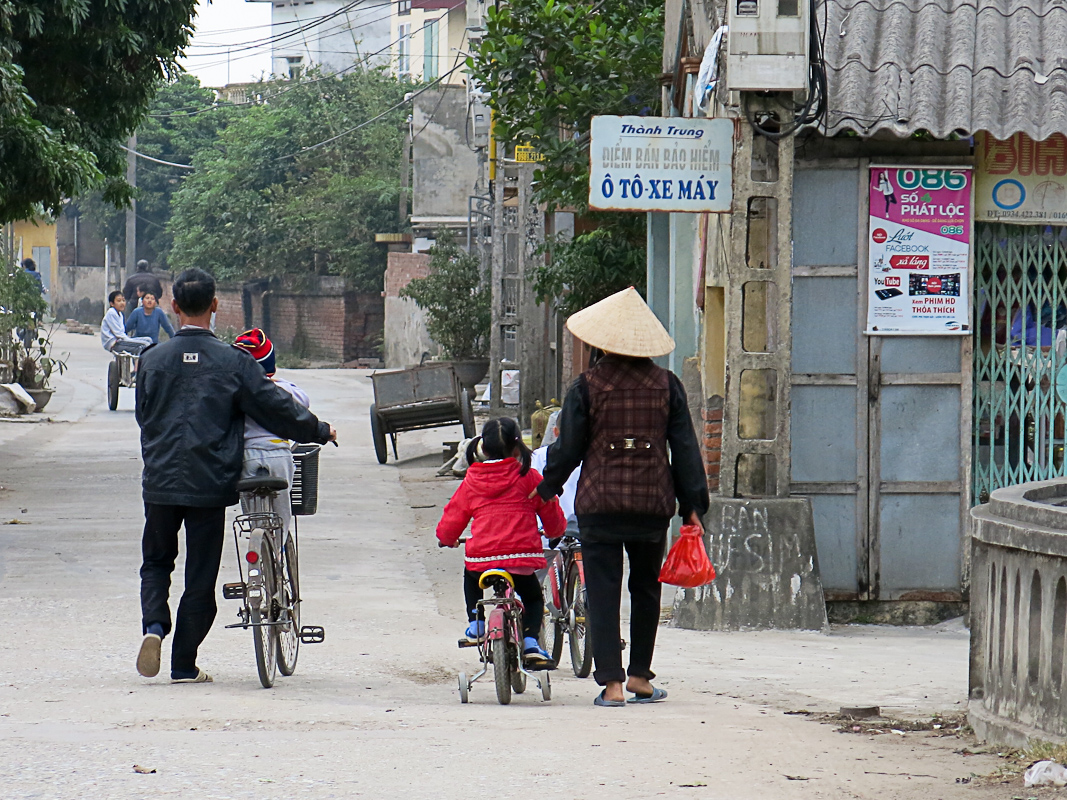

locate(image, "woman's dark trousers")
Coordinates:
581 536 666 685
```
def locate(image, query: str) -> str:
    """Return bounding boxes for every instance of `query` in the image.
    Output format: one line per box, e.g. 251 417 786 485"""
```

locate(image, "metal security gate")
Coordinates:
973 223 1067 503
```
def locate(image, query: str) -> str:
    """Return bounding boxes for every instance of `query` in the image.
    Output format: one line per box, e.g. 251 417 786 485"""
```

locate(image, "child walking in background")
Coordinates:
233 328 308 535
437 417 566 670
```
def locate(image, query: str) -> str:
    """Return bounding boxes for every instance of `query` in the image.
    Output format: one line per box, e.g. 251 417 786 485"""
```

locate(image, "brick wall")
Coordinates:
213 277 383 363
703 395 723 493
384 252 431 297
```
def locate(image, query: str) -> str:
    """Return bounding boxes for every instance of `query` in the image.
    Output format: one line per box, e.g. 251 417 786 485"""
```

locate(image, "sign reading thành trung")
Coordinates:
588 116 733 213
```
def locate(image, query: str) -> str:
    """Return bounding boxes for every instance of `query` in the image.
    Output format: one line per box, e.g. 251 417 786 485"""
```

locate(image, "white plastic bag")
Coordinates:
1024 760 1067 788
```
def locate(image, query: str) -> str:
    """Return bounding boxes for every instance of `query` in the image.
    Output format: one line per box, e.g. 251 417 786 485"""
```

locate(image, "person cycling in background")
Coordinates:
101 291 152 355
126 291 175 343
233 328 308 536
436 417 565 669
531 409 580 538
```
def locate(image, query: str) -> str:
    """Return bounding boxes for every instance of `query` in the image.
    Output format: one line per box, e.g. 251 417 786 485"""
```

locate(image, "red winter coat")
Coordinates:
437 459 566 572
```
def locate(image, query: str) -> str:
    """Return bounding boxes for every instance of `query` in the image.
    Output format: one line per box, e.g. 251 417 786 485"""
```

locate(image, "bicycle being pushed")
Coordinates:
223 443 329 688
542 535 593 678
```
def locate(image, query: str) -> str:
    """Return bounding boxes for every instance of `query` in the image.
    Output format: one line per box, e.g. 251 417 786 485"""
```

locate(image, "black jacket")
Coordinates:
135 328 331 507
123 271 164 305
537 356 710 540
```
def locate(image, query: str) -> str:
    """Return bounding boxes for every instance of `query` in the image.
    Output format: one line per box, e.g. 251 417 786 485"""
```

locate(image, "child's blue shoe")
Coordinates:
523 637 557 670
465 621 486 642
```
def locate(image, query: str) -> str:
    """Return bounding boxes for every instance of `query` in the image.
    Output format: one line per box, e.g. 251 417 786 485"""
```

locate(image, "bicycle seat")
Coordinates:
478 569 514 591
236 475 289 493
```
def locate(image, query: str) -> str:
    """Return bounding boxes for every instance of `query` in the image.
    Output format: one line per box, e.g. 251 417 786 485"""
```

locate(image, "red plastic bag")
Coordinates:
659 524 716 587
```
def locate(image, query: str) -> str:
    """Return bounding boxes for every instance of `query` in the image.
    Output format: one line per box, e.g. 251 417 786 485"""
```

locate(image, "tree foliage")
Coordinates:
468 0 662 213
401 233 490 359
167 68 407 291
468 0 662 314
73 74 231 268
0 0 196 222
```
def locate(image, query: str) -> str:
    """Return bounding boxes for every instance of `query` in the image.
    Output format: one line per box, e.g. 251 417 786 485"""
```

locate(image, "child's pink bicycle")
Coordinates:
457 566 552 705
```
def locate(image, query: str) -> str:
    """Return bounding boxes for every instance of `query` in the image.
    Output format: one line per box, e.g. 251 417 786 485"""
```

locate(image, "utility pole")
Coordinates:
125 133 137 283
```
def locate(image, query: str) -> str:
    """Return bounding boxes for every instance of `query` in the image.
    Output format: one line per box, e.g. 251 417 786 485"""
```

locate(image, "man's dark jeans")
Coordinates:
140 504 226 674
581 536 666 686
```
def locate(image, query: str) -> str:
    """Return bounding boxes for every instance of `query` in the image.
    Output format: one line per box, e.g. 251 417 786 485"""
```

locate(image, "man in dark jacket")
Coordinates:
135 268 336 683
123 259 164 315
538 287 709 707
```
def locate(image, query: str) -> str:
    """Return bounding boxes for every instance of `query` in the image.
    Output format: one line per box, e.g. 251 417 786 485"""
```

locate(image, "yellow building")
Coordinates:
11 217 57 302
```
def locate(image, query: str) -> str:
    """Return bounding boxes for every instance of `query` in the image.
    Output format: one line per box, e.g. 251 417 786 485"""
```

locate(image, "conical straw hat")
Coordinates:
566 287 675 358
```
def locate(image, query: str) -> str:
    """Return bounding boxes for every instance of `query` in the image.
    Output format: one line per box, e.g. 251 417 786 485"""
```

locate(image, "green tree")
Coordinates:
468 0 661 312
168 68 408 291
401 233 490 359
74 73 230 268
0 0 197 222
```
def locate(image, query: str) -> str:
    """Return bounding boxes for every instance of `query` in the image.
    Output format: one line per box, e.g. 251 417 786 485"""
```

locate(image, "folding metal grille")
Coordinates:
973 223 1067 503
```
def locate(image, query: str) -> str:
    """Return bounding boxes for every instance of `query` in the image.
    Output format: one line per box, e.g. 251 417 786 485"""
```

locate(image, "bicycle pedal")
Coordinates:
299 625 325 644
222 582 246 600
457 638 482 648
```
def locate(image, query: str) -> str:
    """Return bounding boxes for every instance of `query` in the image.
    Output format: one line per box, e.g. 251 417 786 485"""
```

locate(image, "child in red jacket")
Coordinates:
437 417 566 669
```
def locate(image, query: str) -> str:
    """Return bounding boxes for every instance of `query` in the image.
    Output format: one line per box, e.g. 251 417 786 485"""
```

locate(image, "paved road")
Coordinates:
0 330 1007 799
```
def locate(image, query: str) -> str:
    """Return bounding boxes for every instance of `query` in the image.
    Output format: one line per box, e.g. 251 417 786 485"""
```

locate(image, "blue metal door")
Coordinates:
791 164 968 601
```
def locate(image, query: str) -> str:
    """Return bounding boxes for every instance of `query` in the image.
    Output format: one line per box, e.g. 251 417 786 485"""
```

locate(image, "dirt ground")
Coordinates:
0 330 1024 799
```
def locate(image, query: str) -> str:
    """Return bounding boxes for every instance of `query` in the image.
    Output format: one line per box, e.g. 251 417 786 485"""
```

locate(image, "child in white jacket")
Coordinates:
233 328 308 534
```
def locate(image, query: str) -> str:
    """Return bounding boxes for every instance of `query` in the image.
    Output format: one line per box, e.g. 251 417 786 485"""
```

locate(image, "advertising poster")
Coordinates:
975 132 1067 224
866 167 972 335
588 115 733 213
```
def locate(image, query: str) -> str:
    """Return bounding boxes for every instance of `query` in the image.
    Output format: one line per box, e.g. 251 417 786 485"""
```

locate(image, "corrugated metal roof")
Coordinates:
822 0 1067 140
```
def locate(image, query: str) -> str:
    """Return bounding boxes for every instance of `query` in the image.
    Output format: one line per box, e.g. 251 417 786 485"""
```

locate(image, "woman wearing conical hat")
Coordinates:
535 287 709 706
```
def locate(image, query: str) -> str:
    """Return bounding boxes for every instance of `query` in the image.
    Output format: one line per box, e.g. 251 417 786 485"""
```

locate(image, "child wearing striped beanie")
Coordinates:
233 328 309 533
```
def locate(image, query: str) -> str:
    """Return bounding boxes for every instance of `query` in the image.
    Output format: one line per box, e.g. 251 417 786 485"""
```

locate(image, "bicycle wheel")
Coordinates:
251 536 278 688
276 532 300 676
511 662 527 694
492 637 512 705
107 361 120 411
542 609 564 666
567 566 593 678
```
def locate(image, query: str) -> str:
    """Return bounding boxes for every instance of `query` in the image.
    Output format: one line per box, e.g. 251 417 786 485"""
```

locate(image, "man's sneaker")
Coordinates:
136 633 162 677
523 637 557 670
464 621 486 642
171 668 213 684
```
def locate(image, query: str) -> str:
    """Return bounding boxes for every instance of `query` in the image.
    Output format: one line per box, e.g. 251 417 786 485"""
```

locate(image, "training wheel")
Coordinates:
458 672 469 704
541 672 551 702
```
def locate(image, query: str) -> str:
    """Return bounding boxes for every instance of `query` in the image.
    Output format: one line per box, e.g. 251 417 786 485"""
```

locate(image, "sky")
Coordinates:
180 0 274 88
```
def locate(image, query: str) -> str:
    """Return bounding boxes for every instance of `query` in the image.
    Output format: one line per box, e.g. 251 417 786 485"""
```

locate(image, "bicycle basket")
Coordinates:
291 444 320 516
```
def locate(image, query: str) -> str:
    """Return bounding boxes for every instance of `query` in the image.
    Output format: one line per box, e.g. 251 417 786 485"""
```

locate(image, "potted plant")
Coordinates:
13 321 67 411
401 232 491 393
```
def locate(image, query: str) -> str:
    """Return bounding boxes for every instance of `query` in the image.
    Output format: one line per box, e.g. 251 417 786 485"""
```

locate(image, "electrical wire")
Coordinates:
275 61 464 161
411 30 468 140
155 6 461 118
119 145 195 170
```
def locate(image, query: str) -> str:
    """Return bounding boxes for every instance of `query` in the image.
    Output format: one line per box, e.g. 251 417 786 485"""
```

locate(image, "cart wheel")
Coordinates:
541 671 551 702
370 404 388 464
460 388 476 439
107 361 119 411
458 672 469 704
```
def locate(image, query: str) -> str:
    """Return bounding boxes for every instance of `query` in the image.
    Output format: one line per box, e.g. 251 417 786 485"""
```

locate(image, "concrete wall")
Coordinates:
53 266 106 325
411 86 480 222
270 0 391 77
384 252 437 368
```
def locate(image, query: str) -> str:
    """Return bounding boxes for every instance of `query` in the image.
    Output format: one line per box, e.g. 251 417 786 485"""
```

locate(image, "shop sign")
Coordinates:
975 132 1067 224
866 166 972 335
588 116 733 213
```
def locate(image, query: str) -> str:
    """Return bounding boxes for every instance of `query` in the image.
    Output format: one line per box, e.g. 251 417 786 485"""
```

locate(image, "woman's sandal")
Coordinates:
593 689 627 707
627 686 667 704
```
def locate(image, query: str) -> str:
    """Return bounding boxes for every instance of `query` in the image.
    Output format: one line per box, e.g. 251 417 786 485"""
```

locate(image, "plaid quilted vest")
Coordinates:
574 356 675 518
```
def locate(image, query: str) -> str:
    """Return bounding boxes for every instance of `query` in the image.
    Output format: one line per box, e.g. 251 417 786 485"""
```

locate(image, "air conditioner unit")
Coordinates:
726 0 809 91
467 0 487 34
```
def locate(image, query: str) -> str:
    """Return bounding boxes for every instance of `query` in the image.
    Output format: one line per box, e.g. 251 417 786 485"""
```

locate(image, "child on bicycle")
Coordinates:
233 328 308 535
437 417 566 670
